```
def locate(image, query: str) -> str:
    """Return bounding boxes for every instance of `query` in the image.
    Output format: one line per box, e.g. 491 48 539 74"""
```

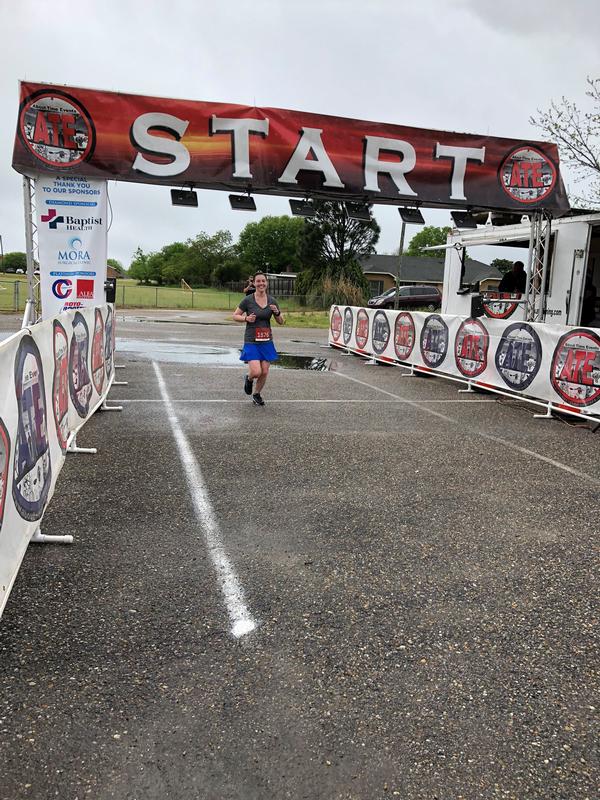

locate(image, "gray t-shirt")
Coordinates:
239 294 278 343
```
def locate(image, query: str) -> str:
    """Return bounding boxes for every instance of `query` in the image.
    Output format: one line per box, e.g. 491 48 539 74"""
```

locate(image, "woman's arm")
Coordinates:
233 306 256 323
269 303 285 325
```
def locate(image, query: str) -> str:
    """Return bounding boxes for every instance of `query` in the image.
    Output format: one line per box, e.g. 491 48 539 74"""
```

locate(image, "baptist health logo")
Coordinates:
41 208 102 232
58 236 91 264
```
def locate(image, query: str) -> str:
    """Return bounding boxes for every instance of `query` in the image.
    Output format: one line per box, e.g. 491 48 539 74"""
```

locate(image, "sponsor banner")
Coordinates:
329 306 600 418
36 174 107 318
0 304 115 618
13 81 569 214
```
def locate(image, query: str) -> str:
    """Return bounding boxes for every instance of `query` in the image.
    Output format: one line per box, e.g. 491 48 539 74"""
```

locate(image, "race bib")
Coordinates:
254 327 271 342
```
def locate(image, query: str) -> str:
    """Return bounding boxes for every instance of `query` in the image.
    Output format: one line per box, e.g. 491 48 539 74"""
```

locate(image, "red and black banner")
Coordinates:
13 81 570 213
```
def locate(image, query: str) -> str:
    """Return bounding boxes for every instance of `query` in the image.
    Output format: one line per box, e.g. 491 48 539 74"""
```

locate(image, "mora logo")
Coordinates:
58 235 91 263
52 278 72 299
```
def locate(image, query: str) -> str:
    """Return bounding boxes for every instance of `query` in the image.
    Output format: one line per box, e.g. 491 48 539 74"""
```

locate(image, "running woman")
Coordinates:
233 272 284 406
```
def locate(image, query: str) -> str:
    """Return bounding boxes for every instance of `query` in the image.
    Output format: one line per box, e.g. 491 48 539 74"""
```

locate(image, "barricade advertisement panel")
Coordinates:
0 304 115 618
36 175 108 318
329 306 600 418
12 81 570 214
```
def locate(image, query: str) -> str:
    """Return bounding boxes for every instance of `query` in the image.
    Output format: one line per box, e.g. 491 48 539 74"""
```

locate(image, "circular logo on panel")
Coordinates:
483 292 520 320
551 329 600 407
355 308 369 350
69 312 92 418
420 315 449 368
12 336 52 521
394 313 415 361
499 146 557 205
105 306 114 379
455 318 489 378
372 311 391 355
495 323 542 391
19 89 96 168
0 418 10 533
342 307 354 345
52 320 69 454
330 306 342 342
92 308 106 394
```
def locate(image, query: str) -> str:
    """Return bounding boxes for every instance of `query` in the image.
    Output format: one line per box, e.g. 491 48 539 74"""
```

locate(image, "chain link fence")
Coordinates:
0 280 328 313
115 284 326 311
0 280 25 312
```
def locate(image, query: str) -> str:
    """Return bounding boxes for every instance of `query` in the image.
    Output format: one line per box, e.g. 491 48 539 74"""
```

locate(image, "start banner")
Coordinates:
36 174 108 319
329 306 600 418
0 304 116 618
12 81 569 214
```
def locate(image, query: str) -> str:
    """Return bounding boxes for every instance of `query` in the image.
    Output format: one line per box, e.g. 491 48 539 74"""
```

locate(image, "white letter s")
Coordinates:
131 113 190 177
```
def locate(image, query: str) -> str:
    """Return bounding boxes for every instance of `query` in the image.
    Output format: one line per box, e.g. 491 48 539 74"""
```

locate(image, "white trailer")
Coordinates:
441 211 600 327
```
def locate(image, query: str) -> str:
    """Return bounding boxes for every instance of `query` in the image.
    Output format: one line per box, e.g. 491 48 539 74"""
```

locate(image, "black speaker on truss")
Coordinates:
171 189 198 207
104 277 117 303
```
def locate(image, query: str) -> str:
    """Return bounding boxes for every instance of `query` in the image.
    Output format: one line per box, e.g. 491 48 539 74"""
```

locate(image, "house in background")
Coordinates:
107 263 127 280
360 255 502 297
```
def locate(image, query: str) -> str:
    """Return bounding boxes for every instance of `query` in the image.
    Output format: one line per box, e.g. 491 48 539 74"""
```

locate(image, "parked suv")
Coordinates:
368 284 442 311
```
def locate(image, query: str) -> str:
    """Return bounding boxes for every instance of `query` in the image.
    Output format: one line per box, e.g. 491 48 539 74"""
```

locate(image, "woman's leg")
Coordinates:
244 361 261 394
255 360 270 393
247 360 262 382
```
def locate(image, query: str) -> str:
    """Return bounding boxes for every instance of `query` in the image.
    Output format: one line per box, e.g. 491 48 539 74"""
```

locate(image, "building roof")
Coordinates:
360 254 502 283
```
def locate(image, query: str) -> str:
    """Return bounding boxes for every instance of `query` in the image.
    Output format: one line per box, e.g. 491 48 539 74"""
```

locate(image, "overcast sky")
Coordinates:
1 0 599 267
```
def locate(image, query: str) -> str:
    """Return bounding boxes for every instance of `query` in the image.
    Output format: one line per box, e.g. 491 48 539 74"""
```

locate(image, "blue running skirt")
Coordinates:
240 341 279 362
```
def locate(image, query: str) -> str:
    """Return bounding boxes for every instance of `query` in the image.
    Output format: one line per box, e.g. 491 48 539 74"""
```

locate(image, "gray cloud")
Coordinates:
0 0 599 267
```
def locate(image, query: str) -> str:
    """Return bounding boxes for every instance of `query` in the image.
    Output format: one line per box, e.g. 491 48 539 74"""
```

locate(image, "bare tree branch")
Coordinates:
530 77 600 207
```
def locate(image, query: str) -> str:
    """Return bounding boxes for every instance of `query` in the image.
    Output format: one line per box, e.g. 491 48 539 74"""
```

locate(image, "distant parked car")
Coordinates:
16 269 25 274
368 284 442 311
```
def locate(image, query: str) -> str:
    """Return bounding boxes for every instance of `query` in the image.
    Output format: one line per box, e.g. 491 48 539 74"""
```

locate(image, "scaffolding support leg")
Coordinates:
67 434 97 454
533 402 554 420
458 381 475 394
400 364 417 377
31 528 73 545
100 401 123 411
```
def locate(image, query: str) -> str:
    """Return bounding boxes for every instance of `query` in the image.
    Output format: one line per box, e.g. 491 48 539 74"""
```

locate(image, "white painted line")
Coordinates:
335 372 454 421
152 361 257 638
334 370 600 487
112 398 497 404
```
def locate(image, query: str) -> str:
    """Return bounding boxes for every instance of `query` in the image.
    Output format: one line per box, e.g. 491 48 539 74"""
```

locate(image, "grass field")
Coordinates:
0 277 330 323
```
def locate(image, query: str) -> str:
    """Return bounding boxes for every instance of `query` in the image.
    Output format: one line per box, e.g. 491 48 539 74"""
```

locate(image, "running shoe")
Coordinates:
252 393 265 406
244 376 253 395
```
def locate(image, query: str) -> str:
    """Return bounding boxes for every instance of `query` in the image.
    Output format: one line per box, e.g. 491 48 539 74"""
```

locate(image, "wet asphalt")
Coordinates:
0 310 598 800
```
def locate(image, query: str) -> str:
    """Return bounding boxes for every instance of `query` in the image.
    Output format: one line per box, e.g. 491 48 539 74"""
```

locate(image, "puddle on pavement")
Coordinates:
117 338 241 366
276 354 336 371
117 338 336 370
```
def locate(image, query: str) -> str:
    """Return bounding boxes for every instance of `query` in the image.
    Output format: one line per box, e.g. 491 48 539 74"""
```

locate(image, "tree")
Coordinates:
530 77 600 207
212 259 246 286
187 230 234 286
2 252 27 272
237 215 304 273
404 226 452 258
490 258 514 276
128 247 151 283
298 200 379 292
